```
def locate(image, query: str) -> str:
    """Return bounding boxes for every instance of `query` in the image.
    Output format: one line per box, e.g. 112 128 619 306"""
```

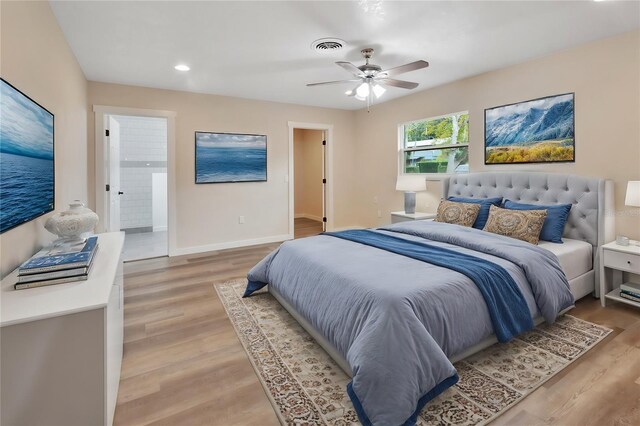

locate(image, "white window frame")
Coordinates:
397 111 470 177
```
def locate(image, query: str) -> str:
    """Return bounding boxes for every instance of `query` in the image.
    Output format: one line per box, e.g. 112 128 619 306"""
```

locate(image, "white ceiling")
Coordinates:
50 1 640 110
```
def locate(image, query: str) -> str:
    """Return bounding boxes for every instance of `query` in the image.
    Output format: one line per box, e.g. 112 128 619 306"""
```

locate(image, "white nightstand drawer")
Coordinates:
603 250 640 274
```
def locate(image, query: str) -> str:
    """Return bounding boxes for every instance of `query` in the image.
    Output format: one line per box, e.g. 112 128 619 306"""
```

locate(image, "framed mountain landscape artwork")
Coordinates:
195 132 267 183
485 93 575 165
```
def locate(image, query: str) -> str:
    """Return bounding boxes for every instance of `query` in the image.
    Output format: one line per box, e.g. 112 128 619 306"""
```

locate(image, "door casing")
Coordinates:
107 116 121 231
93 105 177 255
288 122 334 238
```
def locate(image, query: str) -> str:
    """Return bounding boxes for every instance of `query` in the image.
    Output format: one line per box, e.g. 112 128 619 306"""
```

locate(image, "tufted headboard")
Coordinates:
442 172 614 248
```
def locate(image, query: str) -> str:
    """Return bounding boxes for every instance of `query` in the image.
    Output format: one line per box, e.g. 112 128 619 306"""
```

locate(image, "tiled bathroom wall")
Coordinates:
114 115 167 231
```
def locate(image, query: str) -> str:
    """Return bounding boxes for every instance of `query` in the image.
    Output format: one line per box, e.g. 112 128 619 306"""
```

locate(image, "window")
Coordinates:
399 112 469 174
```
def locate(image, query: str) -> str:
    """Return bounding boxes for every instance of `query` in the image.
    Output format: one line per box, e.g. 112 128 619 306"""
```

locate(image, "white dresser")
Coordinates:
1 232 125 426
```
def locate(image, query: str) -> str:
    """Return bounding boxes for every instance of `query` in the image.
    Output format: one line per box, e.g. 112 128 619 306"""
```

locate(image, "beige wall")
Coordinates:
0 1 88 278
293 129 324 220
87 83 357 252
354 30 640 239
1 1 636 277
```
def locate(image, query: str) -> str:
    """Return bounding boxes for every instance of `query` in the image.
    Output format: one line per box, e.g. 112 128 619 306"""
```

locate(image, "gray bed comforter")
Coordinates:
246 221 574 425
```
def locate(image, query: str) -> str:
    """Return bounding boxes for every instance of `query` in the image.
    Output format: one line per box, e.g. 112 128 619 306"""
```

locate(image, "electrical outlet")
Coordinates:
239 216 245 224
373 196 378 204
377 210 382 218
284 175 289 183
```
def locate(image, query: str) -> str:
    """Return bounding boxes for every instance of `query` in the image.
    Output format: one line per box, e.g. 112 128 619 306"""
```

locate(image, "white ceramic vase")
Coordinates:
45 201 99 243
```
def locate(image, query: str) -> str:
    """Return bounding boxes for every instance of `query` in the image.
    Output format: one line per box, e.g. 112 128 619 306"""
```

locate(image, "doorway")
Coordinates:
105 114 168 261
293 128 325 238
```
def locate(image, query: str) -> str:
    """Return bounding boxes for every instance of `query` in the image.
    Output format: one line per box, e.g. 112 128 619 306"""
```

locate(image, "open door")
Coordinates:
107 116 121 232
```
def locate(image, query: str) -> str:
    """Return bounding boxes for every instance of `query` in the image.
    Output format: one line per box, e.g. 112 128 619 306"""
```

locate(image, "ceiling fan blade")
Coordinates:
377 78 419 90
336 61 365 77
345 83 361 97
379 60 429 77
306 79 361 87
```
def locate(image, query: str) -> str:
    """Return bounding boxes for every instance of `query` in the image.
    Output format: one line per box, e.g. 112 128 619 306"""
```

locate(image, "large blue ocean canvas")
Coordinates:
195 132 266 183
485 93 574 164
0 79 54 233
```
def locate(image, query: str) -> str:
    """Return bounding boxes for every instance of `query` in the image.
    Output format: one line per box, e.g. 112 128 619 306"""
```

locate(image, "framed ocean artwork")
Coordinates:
0 78 55 234
195 132 267 183
485 93 575 165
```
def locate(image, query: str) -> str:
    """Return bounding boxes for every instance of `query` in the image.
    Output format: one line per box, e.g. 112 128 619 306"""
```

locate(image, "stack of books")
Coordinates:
15 237 99 290
619 282 640 303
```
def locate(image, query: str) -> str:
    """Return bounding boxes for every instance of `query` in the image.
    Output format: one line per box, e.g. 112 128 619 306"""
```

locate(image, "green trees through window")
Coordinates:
401 112 469 174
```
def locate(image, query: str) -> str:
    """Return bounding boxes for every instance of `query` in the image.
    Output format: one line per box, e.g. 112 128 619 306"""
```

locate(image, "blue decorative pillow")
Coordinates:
503 200 572 243
447 196 503 229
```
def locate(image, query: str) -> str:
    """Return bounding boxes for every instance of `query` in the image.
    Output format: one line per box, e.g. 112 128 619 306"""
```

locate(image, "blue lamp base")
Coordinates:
404 191 416 214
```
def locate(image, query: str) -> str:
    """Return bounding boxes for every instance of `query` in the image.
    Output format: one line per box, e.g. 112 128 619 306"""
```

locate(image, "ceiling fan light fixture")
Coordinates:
372 83 386 98
356 82 370 98
306 47 428 110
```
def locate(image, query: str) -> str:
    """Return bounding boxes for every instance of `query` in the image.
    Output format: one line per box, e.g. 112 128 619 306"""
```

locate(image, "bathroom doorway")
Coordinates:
105 114 168 261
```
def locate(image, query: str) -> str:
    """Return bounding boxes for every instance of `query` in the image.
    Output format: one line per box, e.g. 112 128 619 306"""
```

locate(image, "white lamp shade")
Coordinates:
396 175 426 192
625 181 640 207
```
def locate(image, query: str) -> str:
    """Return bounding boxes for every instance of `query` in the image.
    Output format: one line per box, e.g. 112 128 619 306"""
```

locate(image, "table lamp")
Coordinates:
617 181 640 246
625 181 640 208
396 175 426 214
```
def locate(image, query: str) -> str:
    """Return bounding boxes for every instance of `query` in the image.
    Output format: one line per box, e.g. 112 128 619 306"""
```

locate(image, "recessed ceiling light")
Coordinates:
174 64 190 71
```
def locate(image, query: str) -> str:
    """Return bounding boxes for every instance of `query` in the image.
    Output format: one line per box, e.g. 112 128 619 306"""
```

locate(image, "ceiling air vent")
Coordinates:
311 38 346 52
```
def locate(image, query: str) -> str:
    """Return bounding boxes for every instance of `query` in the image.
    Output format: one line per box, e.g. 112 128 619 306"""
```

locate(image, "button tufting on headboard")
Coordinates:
443 172 609 247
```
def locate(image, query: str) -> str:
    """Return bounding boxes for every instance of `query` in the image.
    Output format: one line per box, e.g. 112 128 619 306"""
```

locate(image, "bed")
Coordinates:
245 172 614 426
443 172 614 300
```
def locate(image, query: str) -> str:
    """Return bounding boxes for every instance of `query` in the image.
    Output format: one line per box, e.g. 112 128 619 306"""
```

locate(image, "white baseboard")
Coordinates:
171 234 291 257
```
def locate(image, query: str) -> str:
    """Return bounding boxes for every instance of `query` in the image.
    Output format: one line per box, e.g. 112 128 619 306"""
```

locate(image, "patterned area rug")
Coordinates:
216 280 611 425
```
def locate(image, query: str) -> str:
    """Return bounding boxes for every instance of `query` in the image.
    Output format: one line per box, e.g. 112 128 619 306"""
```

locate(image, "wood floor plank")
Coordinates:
294 217 323 238
114 223 640 425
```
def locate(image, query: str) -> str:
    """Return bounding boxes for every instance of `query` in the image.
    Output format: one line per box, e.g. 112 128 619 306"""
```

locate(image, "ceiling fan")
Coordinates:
307 48 429 108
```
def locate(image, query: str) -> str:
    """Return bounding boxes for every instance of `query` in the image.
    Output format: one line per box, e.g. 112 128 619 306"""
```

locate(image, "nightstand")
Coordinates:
391 211 436 224
599 241 640 308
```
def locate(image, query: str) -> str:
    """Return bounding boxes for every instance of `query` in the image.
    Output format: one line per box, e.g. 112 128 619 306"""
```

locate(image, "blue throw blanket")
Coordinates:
324 229 534 342
245 221 574 426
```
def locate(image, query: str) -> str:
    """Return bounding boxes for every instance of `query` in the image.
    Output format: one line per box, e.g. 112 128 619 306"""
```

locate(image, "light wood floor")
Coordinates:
293 217 324 238
115 230 640 425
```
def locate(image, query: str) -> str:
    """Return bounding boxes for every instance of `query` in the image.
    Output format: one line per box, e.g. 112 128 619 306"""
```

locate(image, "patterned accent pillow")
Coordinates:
435 200 481 227
483 205 548 244
447 196 503 229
